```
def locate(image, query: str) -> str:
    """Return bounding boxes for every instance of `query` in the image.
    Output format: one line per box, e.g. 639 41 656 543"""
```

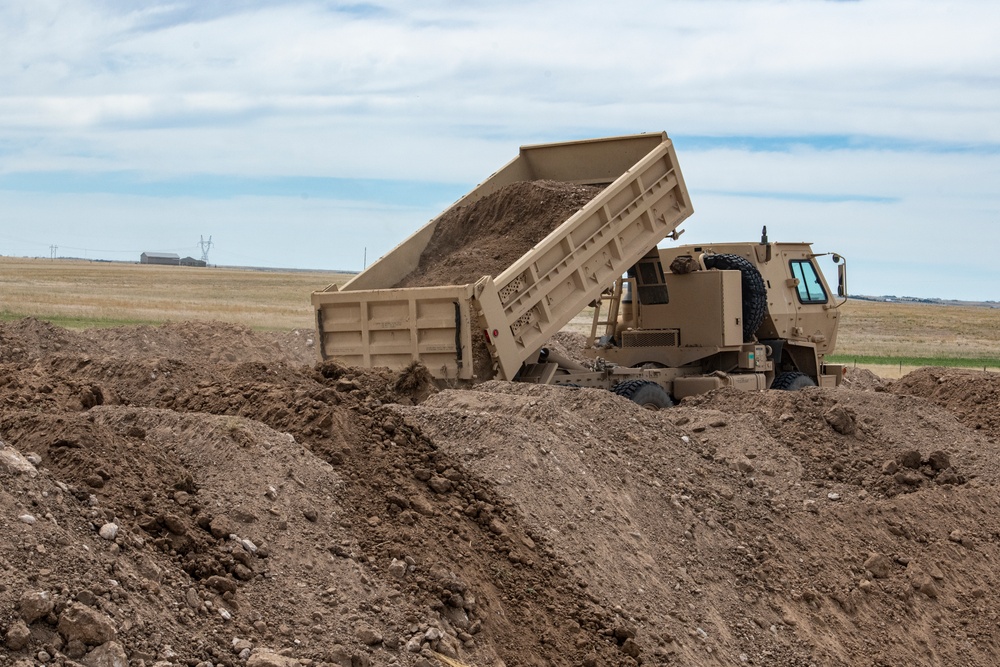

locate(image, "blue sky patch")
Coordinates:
698 188 898 204
0 171 470 206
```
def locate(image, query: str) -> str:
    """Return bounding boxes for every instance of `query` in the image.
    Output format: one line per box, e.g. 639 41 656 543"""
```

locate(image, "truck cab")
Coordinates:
584 234 847 395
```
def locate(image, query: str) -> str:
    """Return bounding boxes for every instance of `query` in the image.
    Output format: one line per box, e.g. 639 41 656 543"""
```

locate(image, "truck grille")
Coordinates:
621 329 680 348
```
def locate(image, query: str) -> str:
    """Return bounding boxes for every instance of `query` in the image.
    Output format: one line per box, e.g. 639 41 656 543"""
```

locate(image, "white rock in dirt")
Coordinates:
18 514 37 525
82 640 128 667
232 638 253 653
388 558 407 579
99 523 119 541
0 448 38 476
247 649 300 667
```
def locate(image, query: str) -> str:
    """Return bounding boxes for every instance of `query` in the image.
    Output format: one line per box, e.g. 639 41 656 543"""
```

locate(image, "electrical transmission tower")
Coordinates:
199 235 213 264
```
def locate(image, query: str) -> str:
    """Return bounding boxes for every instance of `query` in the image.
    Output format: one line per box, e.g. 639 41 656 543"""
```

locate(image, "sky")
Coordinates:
1 0 998 301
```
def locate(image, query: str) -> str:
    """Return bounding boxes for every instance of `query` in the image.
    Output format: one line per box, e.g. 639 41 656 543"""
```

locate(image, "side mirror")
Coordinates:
837 261 848 298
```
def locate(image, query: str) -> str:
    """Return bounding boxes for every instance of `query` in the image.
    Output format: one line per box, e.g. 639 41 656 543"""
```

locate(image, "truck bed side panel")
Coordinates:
312 285 477 381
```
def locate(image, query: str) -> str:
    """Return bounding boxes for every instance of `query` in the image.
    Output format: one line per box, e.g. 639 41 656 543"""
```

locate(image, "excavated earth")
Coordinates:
2 318 1000 667
394 180 603 288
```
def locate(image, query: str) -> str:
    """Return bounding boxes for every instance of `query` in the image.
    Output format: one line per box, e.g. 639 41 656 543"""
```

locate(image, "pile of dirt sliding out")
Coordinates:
3 316 1000 667
395 180 603 287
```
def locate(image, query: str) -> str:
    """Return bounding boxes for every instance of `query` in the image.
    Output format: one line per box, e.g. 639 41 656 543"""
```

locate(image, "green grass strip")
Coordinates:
828 354 1000 369
0 311 294 332
0 311 163 330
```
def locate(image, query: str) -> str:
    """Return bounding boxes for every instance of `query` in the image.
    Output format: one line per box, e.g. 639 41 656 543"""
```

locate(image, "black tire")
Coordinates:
771 371 817 391
612 380 674 410
703 253 767 342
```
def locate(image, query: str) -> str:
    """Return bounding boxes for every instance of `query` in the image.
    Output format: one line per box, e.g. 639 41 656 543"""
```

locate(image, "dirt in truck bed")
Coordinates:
395 180 604 288
3 317 1000 667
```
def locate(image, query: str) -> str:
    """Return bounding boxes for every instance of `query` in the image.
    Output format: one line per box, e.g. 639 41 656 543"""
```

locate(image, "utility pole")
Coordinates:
50 245 58 259
199 235 213 264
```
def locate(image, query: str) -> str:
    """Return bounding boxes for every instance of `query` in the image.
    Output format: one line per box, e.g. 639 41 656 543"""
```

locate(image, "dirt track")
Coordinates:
2 318 1000 667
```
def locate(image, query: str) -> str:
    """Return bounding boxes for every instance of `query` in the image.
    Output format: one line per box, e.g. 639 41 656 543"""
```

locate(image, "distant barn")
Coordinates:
180 256 207 267
140 252 180 266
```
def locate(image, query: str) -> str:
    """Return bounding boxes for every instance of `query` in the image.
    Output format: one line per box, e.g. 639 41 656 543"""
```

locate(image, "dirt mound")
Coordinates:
0 319 633 667
3 318 1000 667
543 330 592 366
0 319 318 369
891 367 1000 438
839 367 889 392
0 318 91 363
398 382 1000 666
396 180 603 287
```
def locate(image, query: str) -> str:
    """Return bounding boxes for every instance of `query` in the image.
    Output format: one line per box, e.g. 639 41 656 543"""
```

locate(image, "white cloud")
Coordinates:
0 0 998 299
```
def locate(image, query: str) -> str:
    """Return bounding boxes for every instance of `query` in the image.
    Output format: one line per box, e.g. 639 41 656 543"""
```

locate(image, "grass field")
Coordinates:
0 257 352 331
830 298 1000 377
2 257 998 374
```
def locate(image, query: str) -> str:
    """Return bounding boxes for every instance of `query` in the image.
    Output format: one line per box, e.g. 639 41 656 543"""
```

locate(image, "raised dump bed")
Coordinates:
312 132 693 382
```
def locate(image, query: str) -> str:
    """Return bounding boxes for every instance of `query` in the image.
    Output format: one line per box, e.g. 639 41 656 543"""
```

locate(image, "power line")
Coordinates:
199 235 213 263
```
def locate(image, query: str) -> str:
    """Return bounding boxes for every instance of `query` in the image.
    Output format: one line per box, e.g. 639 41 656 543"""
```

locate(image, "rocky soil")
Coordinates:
2 318 1000 667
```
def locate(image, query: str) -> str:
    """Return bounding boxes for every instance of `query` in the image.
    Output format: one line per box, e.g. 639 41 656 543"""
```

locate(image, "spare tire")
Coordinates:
771 371 817 390
612 380 674 410
703 253 767 342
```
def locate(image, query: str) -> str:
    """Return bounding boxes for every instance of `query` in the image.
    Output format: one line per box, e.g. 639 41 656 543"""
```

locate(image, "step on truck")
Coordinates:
311 132 847 408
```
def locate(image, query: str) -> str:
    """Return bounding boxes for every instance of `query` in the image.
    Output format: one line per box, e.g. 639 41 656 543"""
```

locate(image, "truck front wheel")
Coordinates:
771 371 817 390
612 380 674 410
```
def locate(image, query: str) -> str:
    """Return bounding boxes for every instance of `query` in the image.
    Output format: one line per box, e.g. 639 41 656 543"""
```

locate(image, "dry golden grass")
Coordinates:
0 257 353 331
835 299 1000 359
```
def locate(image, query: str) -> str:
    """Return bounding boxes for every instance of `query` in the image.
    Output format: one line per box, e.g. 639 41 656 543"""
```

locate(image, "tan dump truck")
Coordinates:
311 132 847 408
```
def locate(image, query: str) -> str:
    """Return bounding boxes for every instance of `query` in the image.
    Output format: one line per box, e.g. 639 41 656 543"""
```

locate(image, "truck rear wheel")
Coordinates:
703 253 767 342
612 380 674 410
771 371 817 390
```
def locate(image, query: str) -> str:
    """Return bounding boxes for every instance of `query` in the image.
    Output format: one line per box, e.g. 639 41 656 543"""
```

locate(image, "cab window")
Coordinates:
790 260 828 304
